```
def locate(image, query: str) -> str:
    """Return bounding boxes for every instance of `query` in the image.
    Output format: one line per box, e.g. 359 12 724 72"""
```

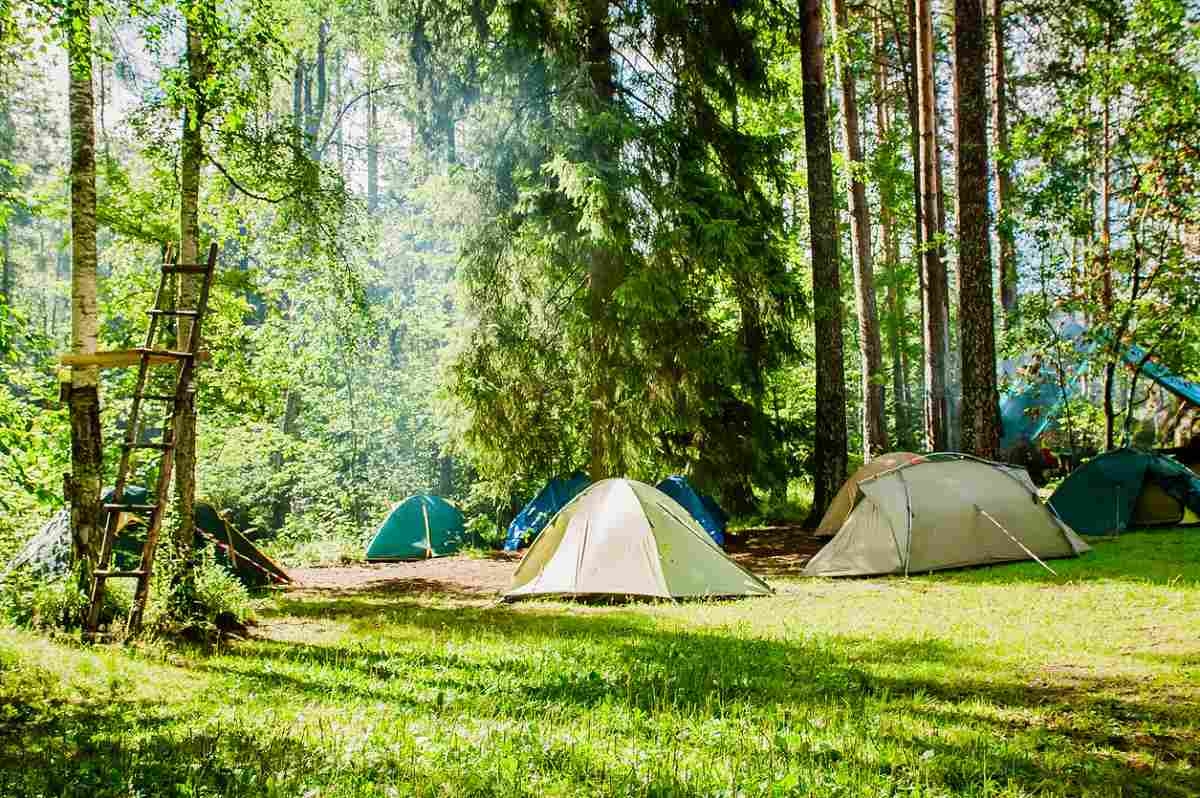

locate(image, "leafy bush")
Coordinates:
0 568 129 631
464 514 503 549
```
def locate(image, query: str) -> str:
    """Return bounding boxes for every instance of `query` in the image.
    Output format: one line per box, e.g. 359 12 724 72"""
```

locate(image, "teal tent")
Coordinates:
366 495 465 560
1049 449 1200 536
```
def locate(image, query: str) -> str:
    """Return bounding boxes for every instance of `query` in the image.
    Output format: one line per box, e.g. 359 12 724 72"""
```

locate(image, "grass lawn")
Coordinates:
2 530 1198 797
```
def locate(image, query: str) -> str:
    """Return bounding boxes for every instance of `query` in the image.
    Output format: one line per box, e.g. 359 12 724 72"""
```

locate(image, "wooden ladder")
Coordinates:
83 242 219 640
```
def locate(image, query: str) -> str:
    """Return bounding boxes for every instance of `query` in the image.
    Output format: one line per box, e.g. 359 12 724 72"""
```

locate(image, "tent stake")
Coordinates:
975 505 1058 576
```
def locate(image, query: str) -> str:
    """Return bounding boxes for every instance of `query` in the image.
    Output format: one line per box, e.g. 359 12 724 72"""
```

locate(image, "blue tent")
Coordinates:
503 473 590 551
655 475 726 546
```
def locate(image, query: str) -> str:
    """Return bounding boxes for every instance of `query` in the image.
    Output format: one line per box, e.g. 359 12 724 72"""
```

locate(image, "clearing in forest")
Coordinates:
1 532 1198 797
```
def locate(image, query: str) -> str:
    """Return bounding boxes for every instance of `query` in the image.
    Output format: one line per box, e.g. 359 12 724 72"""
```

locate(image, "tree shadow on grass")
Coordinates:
4 590 1198 797
194 597 1200 795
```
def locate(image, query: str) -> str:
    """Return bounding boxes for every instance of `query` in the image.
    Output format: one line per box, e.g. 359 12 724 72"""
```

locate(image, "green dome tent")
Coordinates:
1048 448 1200 536
366 495 465 561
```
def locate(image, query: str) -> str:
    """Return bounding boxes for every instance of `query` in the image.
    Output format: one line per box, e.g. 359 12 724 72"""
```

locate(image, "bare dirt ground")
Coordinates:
285 528 825 598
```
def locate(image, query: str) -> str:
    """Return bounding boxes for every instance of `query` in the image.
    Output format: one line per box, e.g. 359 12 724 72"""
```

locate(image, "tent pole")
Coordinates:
975 505 1058 576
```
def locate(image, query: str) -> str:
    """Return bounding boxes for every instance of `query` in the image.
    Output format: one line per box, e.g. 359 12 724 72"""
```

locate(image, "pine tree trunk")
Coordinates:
1100 46 1115 451
584 0 622 481
833 0 888 461
990 0 1016 321
916 0 949 451
800 0 848 527
174 4 210 604
955 0 1000 458
874 13 911 449
66 0 103 594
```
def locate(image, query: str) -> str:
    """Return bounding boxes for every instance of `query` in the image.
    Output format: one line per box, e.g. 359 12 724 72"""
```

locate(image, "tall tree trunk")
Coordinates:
874 13 911 448
916 0 949 451
955 0 999 458
990 0 1016 321
799 0 848 527
367 88 379 214
306 20 329 160
1 227 11 308
584 0 622 480
1099 31 1115 451
65 0 103 595
174 2 211 606
833 0 888 461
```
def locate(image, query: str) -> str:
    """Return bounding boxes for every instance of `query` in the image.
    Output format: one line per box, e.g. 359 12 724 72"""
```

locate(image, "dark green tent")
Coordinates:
1048 448 1200 535
366 495 465 560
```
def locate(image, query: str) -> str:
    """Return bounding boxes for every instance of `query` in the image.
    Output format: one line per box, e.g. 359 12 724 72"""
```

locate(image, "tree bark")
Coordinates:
66 0 103 592
990 0 1016 321
174 1 211 601
833 0 888 461
874 13 911 449
916 0 949 451
367 85 379 214
799 0 848 527
584 0 622 481
1099 32 1115 451
1 227 11 308
955 0 1000 458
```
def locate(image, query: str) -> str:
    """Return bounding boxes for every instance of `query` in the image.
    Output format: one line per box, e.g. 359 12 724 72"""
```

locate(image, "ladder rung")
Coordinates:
137 393 178 402
135 348 196 360
162 265 210 274
103 503 158 512
148 309 201 317
94 569 147 578
121 441 174 450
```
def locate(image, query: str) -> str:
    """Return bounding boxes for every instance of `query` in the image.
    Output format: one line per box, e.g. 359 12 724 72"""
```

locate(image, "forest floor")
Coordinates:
2 531 1199 797
284 525 823 597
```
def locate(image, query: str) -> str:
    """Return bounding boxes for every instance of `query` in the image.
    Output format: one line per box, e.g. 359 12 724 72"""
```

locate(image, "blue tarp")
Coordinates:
1000 329 1200 450
655 475 726 546
1123 344 1200 407
503 473 591 551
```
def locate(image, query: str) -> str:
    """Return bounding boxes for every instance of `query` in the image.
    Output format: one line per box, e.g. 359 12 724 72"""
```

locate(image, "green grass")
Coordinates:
2 531 1198 797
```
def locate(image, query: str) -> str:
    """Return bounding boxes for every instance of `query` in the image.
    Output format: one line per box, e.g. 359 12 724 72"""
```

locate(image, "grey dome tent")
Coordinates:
805 456 1089 577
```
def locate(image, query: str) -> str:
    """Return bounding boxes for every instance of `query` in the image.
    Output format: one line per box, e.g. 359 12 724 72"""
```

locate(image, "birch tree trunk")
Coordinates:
174 1 212 603
800 0 848 527
990 0 1017 321
916 0 949 451
955 0 1000 458
833 0 888 460
66 0 103 589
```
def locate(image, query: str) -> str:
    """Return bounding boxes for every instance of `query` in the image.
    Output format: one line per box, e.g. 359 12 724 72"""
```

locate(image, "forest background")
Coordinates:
1 0 1198 572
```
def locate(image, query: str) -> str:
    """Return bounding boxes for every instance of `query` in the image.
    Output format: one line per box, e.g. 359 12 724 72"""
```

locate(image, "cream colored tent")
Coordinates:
504 479 772 600
805 456 1089 577
816 452 926 538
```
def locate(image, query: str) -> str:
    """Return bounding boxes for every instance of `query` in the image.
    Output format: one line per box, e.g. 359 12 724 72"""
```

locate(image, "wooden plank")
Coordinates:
59 350 212 368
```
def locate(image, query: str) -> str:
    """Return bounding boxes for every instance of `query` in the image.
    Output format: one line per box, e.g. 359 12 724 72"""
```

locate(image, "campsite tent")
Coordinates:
504 478 771 600
366 495 465 560
805 456 1089 577
1048 448 1200 535
815 452 926 538
503 473 590 551
194 503 291 586
2 488 290 588
655 475 727 546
